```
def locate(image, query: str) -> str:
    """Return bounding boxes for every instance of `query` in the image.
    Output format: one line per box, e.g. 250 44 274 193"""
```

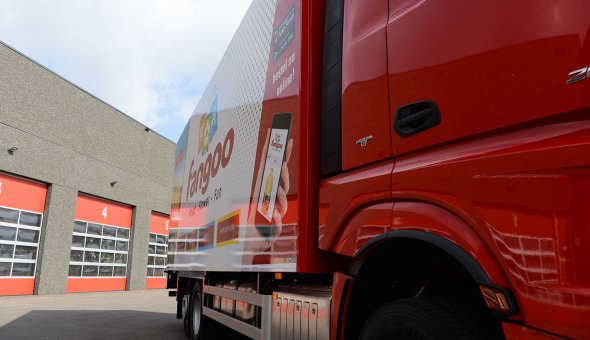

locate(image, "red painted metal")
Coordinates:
66 278 126 293
327 200 509 286
318 161 393 251
146 277 167 289
332 203 392 256
341 0 391 170
149 213 170 235
75 194 132 229
320 0 590 338
390 202 510 287
330 272 354 340
387 0 590 156
502 322 563 340
390 118 590 339
328 119 590 338
296 0 347 273
295 0 349 273
0 278 35 296
0 173 46 213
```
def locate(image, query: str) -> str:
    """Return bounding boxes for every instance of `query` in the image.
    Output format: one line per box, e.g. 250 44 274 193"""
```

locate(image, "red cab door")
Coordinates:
341 0 391 170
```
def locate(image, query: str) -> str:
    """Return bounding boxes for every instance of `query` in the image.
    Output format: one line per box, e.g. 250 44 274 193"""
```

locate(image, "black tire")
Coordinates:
358 297 502 340
182 282 192 338
188 282 204 339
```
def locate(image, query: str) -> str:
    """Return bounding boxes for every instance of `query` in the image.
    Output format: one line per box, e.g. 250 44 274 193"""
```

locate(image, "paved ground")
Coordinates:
0 289 187 339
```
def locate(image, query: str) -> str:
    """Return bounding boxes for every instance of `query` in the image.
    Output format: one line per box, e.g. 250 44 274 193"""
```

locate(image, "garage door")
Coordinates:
67 195 132 293
146 212 169 289
0 173 47 296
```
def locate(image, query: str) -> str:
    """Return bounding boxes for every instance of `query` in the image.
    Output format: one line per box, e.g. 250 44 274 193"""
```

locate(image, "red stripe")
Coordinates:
146 277 167 289
66 278 126 293
75 195 132 228
0 173 47 213
150 213 170 235
0 278 35 296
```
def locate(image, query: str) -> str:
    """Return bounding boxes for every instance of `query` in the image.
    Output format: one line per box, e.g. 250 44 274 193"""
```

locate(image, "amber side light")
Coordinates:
480 285 512 313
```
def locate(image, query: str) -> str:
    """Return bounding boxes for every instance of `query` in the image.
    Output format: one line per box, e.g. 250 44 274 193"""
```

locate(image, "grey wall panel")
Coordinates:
35 184 77 295
0 41 176 294
0 123 172 215
127 207 151 290
0 43 174 188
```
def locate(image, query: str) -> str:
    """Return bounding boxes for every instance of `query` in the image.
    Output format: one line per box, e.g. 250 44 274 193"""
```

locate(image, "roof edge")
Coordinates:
0 39 176 145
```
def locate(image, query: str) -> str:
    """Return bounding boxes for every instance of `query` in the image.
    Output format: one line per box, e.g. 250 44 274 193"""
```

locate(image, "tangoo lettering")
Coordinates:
187 128 234 198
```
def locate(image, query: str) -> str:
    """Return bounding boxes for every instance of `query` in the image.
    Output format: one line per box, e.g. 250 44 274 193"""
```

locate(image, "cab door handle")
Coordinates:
394 100 441 137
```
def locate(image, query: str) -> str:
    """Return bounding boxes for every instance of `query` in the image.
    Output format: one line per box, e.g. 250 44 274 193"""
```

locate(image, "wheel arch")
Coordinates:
336 200 510 287
338 201 517 338
351 229 491 284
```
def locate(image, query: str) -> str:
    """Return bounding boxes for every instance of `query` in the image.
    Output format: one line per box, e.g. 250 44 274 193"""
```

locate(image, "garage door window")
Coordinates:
0 206 42 277
147 233 167 277
68 220 129 278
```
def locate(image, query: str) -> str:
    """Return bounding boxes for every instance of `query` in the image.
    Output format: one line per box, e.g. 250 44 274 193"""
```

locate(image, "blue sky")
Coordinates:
0 0 252 143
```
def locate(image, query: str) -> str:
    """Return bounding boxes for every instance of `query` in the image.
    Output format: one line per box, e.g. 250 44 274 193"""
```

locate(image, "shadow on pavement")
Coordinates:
0 310 187 340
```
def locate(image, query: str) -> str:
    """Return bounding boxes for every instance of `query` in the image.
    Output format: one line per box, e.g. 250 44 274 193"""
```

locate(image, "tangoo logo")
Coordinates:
271 133 283 150
198 94 219 156
187 128 234 197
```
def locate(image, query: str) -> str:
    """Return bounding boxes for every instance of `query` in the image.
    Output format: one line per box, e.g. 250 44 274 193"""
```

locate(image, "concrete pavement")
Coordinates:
0 289 186 339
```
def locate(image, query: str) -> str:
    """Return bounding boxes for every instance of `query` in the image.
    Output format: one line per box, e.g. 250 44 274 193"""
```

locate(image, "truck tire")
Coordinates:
188 282 204 339
182 282 192 337
358 297 502 340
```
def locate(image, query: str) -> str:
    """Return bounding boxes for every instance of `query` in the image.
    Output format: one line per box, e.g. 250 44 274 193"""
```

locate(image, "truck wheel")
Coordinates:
182 282 191 337
188 282 204 339
358 297 501 340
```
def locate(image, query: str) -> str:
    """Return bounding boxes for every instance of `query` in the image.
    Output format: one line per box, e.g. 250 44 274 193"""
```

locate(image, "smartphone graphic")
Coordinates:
256 113 291 236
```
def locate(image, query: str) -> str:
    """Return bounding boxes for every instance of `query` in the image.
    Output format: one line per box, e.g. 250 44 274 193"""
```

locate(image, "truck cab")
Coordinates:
167 0 590 339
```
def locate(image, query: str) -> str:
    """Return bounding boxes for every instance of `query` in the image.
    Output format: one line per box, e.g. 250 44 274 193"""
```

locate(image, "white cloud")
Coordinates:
0 0 252 141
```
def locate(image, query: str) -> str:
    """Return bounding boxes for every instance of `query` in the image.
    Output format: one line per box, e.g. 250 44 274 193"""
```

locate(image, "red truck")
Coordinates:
166 0 590 338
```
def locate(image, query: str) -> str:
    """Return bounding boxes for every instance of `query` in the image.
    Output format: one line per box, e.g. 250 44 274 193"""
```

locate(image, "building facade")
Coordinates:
0 41 175 295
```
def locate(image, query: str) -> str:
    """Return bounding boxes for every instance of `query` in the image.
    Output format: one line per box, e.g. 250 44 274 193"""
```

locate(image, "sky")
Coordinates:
0 0 253 143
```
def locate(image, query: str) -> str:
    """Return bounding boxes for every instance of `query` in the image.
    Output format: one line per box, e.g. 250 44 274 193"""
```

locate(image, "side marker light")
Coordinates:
480 285 512 314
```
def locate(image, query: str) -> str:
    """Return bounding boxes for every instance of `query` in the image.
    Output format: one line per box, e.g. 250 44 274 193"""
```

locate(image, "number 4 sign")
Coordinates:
102 206 108 219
